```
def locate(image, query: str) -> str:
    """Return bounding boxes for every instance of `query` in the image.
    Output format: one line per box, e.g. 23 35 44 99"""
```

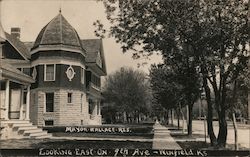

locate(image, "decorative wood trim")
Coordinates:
30 46 85 57
65 65 75 81
31 59 85 69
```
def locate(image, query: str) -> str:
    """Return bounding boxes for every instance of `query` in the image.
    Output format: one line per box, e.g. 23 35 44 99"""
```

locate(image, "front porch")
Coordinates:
0 80 30 121
0 59 51 139
88 99 102 125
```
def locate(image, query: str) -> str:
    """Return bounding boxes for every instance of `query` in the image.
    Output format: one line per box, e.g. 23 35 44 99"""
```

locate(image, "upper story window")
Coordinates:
17 68 30 76
23 68 30 76
96 51 102 68
44 64 56 81
81 68 85 84
91 74 101 88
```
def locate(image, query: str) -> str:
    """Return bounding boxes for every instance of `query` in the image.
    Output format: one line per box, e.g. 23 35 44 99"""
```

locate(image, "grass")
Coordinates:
33 140 152 149
0 139 152 149
53 132 153 139
171 133 206 139
177 141 210 149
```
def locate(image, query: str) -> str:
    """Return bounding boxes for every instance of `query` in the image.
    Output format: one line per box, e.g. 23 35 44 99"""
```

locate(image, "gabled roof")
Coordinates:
81 39 102 63
23 42 34 51
81 39 107 75
4 32 30 59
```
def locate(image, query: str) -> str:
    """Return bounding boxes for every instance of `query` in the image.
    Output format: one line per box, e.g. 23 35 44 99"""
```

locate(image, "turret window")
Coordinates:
44 64 56 81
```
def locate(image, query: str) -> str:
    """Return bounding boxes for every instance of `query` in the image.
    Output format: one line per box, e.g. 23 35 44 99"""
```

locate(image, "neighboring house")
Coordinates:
0 11 106 139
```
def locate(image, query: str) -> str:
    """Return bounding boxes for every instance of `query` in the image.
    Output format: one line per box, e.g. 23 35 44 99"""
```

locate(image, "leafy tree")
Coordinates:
150 47 201 135
96 0 249 147
103 67 151 123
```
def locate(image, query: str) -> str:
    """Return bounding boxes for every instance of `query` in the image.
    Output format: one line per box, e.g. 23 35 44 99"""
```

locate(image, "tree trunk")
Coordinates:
166 110 169 125
126 112 130 124
187 103 193 136
217 76 228 148
123 111 127 123
232 113 238 150
170 109 173 126
177 108 180 130
137 112 140 123
217 109 227 148
202 75 217 146
180 107 185 133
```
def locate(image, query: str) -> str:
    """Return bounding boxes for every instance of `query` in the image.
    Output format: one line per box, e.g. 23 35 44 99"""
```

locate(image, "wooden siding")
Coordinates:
31 64 85 92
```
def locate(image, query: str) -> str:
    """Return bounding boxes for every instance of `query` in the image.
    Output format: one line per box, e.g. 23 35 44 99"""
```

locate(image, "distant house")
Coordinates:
0 11 106 139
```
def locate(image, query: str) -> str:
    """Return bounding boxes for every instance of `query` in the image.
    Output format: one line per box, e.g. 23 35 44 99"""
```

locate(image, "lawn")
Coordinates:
1 124 154 149
0 139 152 149
34 139 152 149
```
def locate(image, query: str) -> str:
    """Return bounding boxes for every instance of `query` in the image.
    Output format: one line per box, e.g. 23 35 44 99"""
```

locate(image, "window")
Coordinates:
96 51 102 68
91 74 101 88
81 68 85 84
67 93 72 104
44 64 55 81
45 120 54 126
45 93 54 112
23 68 30 76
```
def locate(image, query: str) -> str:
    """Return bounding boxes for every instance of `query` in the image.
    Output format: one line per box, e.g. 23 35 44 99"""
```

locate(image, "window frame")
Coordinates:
44 64 56 81
96 51 102 68
44 120 54 126
45 92 54 113
67 92 73 104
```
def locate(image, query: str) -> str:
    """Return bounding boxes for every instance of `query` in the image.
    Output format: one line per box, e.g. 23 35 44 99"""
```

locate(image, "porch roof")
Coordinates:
0 59 34 84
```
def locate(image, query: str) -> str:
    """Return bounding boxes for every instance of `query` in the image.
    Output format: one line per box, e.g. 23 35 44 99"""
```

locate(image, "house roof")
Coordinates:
81 39 107 75
0 59 34 84
23 42 34 51
32 13 83 52
81 39 102 63
4 32 30 59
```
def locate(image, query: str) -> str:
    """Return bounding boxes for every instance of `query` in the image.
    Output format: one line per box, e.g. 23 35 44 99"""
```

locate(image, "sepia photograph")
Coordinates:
0 0 249 156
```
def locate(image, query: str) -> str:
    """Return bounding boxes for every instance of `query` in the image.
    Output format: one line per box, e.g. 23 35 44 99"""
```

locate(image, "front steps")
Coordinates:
0 120 52 139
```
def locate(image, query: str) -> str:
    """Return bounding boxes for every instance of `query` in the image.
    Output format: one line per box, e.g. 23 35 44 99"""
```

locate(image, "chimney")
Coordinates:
11 27 20 39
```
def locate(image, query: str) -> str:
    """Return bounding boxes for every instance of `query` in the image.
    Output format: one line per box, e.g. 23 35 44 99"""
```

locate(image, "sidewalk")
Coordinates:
172 119 250 149
152 122 181 149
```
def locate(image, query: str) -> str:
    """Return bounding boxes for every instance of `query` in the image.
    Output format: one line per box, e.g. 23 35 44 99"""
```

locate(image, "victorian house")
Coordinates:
0 10 106 139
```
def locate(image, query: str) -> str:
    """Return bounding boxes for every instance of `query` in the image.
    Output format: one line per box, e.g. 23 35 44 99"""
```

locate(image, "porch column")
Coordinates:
92 100 98 116
25 85 30 120
19 88 24 120
97 101 101 115
4 80 9 120
248 91 250 123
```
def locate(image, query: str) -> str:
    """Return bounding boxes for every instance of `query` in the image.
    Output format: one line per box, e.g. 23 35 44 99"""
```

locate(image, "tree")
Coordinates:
103 67 151 123
150 47 201 135
97 0 249 147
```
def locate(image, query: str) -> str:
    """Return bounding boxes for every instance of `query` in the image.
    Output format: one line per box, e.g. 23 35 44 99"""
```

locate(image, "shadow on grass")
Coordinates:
33 140 152 149
177 141 209 149
171 133 205 139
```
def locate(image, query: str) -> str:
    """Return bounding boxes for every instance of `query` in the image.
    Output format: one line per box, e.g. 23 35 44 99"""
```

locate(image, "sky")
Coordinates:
1 0 162 75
